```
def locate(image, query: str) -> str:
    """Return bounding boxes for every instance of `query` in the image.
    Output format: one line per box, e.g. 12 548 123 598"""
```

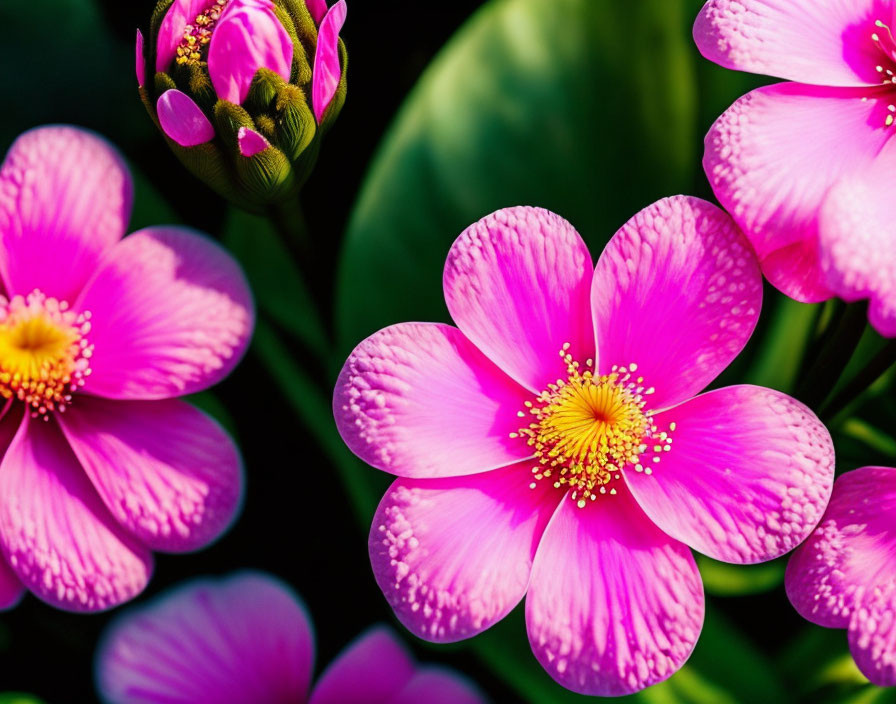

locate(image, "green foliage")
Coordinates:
0 695 46 704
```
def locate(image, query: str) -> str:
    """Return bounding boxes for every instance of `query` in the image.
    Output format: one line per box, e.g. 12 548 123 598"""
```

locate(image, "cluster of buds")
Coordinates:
136 0 347 211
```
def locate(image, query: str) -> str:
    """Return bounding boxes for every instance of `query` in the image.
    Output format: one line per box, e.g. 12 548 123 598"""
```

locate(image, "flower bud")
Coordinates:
137 0 347 211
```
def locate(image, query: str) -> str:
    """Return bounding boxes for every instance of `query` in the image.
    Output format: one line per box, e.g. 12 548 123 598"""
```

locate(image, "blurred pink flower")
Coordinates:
334 198 836 696
96 571 488 704
0 126 253 612
786 466 896 687
695 0 896 336
146 0 346 146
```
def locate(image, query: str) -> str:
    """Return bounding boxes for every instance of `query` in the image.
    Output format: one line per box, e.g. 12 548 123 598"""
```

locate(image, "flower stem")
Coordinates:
821 339 896 422
795 303 868 411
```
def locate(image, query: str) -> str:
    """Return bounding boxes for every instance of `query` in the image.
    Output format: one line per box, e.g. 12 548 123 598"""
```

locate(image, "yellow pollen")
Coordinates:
516 347 672 507
175 0 230 66
0 291 92 417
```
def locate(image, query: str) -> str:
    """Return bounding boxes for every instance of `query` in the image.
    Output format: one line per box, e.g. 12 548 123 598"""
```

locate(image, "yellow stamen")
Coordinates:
174 0 230 67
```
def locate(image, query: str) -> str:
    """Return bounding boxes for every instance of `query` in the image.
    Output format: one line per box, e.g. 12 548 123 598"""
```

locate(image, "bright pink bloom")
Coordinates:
786 466 896 687
335 199 836 696
150 0 346 144
695 0 896 336
95 571 488 704
0 126 253 612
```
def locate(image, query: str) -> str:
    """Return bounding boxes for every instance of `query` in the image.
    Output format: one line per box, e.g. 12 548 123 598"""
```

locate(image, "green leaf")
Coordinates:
0 695 46 704
336 0 699 350
696 554 785 597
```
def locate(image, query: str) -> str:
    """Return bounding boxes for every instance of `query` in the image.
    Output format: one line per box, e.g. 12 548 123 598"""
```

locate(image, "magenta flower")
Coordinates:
334 198 836 696
136 0 347 209
786 466 896 687
0 125 253 612
695 0 896 336
96 571 488 704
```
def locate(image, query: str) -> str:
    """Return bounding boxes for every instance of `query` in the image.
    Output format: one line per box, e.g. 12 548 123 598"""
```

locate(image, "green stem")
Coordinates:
267 196 329 315
821 339 896 422
795 304 868 411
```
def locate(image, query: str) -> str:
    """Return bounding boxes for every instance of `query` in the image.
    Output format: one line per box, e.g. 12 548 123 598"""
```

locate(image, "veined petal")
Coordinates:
625 386 834 564
96 572 314 704
592 196 762 411
849 584 896 687
156 0 214 73
444 207 595 394
335 323 532 479
694 0 889 86
526 487 704 696
208 0 293 105
77 226 253 400
0 416 152 612
786 467 896 630
312 0 347 122
369 463 559 643
0 553 24 611
308 626 415 704
0 126 132 301
157 89 216 147
819 142 896 337
704 83 892 302
59 397 243 553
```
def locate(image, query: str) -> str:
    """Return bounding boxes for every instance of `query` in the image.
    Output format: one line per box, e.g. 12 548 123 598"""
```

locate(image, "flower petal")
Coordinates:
237 126 270 157
786 467 896 630
392 668 489 704
819 143 896 337
848 584 896 687
77 226 253 400
208 0 293 105
444 207 595 394
369 462 559 643
0 126 132 302
0 416 152 612
694 0 888 86
705 83 892 302
136 29 146 88
335 323 532 478
308 626 415 704
155 0 214 73
157 89 216 147
312 0 347 122
591 196 762 411
0 553 24 611
96 572 314 704
626 386 834 565
307 0 328 24
525 487 704 696
58 397 243 553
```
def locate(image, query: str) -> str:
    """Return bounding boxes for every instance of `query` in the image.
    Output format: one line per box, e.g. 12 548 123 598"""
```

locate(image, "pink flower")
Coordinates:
144 0 347 146
695 0 896 336
786 466 896 687
0 126 253 612
95 571 488 704
334 198 836 696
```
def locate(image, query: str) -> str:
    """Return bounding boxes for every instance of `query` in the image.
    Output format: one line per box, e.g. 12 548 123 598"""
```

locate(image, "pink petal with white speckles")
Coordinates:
309 626 415 704
819 142 896 337
625 386 834 564
694 0 888 86
0 412 24 611
591 196 762 412
369 462 559 643
704 83 891 303
526 486 704 696
58 397 243 553
0 126 133 302
444 206 595 394
849 582 896 687
0 415 152 612
96 572 314 704
786 467 896 630
77 227 253 400
334 323 532 479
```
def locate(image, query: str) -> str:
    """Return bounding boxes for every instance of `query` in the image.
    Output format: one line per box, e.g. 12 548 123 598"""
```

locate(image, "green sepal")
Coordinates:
235 145 297 206
212 99 256 153
275 83 316 161
247 67 287 116
153 70 177 97
271 4 313 86
167 139 244 206
174 61 217 111
317 38 347 134
276 0 318 67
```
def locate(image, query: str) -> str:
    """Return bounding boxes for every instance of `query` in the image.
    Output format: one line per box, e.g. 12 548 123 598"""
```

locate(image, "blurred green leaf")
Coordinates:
470 601 786 704
0 695 46 704
336 0 699 350
697 555 785 597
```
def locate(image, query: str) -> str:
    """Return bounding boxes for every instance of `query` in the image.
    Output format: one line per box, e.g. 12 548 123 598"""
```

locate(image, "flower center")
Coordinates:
175 0 231 66
0 291 92 417
515 345 672 508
